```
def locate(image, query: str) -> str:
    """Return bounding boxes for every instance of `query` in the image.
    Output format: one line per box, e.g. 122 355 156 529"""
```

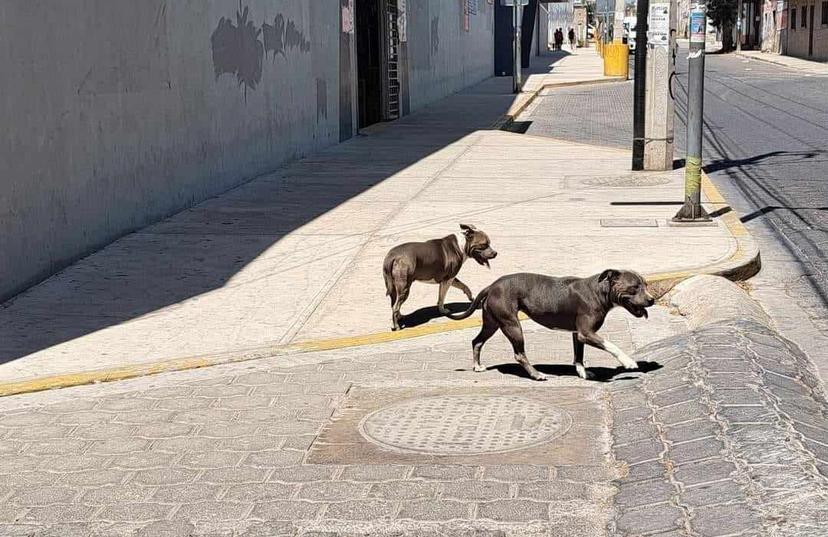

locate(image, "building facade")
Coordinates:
0 0 495 301
782 0 828 59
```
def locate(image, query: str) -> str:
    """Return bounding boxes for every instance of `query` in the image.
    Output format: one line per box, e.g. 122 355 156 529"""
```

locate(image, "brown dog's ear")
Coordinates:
599 269 620 283
460 223 477 234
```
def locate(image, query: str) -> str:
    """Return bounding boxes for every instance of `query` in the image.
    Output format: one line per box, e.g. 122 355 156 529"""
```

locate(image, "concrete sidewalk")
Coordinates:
736 50 828 75
0 49 741 386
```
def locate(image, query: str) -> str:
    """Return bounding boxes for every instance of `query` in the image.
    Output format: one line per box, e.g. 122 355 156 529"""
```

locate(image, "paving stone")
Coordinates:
235 407 297 424
691 503 760 536
24 439 89 456
411 465 476 480
150 437 217 453
614 406 653 422
133 423 196 439
369 480 439 500
29 523 93 537
9 486 80 506
155 397 215 411
672 458 738 486
89 438 150 455
111 451 177 470
261 421 323 436
517 481 592 501
656 401 710 426
96 502 174 522
616 503 684 534
222 483 297 502
708 388 765 406
151 484 225 503
298 481 369 501
199 466 269 485
668 438 724 464
442 480 510 501
623 460 667 482
652 386 704 408
706 373 757 390
0 472 58 488
60 469 129 487
136 520 196 537
483 465 551 482
682 479 746 508
193 385 251 398
791 421 828 446
131 468 199 486
81 485 154 504
324 500 395 520
73 423 136 440
340 465 410 481
615 439 664 464
663 419 720 444
178 451 244 469
556 465 617 482
11 425 74 441
171 409 237 424
243 450 305 468
477 500 549 522
250 501 320 520
615 478 675 508
268 466 338 483
233 372 289 386
0 412 56 427
237 520 297 537
614 421 661 446
21 504 100 523
398 500 469 520
216 396 274 411
114 410 176 426
174 501 252 521
717 405 774 424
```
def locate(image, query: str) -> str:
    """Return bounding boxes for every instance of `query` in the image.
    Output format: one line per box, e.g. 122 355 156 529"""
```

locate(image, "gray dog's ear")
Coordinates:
460 223 477 234
599 269 620 283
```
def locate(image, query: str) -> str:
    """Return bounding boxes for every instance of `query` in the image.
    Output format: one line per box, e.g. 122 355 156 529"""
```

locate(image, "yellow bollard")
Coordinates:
603 42 629 78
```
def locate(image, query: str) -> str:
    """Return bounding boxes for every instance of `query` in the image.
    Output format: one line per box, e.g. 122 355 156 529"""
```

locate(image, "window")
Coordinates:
802 4 807 26
791 7 797 28
822 1 827 24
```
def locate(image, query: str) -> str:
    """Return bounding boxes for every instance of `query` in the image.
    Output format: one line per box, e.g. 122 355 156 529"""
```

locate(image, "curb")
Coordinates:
0 134 759 400
735 51 828 74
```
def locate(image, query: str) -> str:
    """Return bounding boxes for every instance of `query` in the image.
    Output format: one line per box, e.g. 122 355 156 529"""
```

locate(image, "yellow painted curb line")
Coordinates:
0 172 759 398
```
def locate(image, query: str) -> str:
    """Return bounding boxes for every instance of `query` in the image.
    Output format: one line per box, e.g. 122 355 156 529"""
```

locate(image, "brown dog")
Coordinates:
383 224 497 331
447 270 654 380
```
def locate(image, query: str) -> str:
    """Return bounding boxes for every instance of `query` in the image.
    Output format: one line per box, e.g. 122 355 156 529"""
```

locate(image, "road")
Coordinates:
521 49 828 378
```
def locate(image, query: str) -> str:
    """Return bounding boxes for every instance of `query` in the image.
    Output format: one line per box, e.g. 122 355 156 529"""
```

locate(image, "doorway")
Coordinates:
809 4 815 56
356 0 383 128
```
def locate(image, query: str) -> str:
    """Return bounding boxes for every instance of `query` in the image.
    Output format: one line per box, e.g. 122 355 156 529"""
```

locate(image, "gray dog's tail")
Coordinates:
445 286 490 320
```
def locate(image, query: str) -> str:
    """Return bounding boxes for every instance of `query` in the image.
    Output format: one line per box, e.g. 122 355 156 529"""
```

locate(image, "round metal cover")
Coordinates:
580 175 671 187
358 395 572 455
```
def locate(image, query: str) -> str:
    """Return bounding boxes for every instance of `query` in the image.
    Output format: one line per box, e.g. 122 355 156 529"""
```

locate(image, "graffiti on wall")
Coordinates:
211 3 311 99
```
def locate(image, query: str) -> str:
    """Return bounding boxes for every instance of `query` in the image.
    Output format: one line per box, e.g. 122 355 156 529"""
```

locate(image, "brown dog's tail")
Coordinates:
445 286 490 320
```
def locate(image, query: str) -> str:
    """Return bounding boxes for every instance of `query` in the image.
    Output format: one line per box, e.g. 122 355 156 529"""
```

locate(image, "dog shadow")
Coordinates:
488 361 663 382
400 302 472 329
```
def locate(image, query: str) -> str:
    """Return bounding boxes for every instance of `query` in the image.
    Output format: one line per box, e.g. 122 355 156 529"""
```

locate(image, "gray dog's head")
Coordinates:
599 269 655 319
460 224 497 268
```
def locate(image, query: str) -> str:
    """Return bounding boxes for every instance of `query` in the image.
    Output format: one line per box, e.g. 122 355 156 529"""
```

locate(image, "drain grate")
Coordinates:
359 395 571 455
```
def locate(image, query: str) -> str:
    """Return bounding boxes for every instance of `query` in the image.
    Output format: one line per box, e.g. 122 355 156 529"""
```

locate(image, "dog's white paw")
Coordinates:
576 365 594 380
620 357 638 370
438 307 450 315
473 364 486 372
532 373 548 381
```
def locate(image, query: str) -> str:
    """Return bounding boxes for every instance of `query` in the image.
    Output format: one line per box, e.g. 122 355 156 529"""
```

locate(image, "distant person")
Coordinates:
568 28 576 50
555 28 564 51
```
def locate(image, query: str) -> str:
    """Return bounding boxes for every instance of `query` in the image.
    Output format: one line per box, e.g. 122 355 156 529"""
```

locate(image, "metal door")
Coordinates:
382 0 401 121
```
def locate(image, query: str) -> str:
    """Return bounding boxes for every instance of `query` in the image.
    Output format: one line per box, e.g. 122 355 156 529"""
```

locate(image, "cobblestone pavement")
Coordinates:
0 310 677 537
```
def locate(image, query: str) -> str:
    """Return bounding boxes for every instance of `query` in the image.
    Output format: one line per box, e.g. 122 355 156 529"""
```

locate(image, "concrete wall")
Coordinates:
405 0 494 111
785 0 828 60
0 1 496 302
0 0 344 301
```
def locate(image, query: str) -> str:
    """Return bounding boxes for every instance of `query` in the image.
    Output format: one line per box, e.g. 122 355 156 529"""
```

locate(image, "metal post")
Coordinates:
673 3 710 221
513 3 522 93
736 0 743 51
632 0 650 170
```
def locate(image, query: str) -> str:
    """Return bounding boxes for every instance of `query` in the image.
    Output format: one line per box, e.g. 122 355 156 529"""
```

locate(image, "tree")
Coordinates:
707 0 737 51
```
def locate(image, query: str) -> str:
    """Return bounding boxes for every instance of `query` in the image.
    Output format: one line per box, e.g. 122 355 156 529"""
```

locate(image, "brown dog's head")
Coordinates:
460 224 497 268
599 269 655 318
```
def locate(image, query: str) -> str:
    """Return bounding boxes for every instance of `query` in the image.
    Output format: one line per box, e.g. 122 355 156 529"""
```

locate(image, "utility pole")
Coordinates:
736 0 743 52
513 1 523 93
632 0 650 170
673 2 710 221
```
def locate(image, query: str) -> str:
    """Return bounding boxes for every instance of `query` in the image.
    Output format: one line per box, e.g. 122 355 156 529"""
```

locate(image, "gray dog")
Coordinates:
447 270 654 380
383 224 497 331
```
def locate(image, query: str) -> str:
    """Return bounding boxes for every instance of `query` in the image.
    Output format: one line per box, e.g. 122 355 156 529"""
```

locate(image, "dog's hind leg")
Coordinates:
452 278 474 301
571 332 593 380
501 319 547 381
391 281 410 331
471 309 498 372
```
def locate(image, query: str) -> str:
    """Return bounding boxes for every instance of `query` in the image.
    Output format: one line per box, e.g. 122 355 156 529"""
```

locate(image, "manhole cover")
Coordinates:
358 395 572 455
580 175 671 187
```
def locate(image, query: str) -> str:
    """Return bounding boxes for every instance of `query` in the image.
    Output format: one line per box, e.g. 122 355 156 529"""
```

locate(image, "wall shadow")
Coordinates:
0 53 571 367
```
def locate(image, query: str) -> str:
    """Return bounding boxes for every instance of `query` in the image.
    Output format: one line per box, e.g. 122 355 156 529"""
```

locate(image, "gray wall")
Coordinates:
406 0 494 111
0 0 493 301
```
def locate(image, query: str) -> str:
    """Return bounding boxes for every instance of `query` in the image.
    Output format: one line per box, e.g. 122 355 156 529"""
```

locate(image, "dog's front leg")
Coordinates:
437 279 453 314
576 330 638 370
452 278 474 301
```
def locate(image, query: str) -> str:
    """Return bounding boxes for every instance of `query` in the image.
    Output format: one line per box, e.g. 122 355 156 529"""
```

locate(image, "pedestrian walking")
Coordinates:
555 28 564 51
568 28 576 51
